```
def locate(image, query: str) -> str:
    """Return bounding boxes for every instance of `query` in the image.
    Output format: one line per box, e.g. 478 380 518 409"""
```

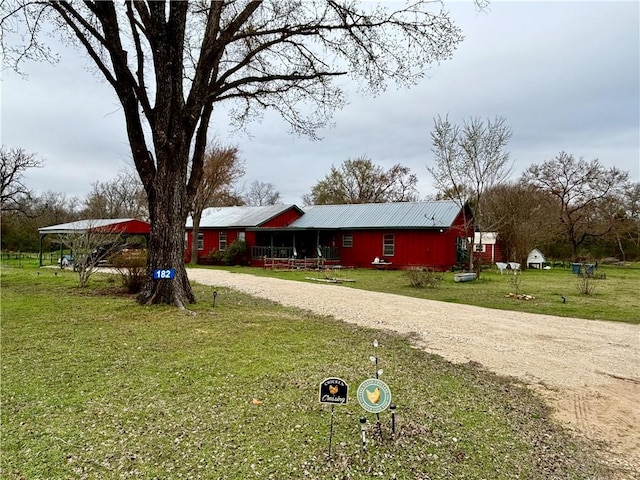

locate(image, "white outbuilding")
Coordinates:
527 248 547 269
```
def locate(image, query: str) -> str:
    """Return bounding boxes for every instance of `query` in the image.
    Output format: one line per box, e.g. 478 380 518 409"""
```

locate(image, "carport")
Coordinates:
38 218 150 267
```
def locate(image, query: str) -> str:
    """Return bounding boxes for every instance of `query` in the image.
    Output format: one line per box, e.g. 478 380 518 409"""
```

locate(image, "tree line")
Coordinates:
0 144 280 253
4 135 638 266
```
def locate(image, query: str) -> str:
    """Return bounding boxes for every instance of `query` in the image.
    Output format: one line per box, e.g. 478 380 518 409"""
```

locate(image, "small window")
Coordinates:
238 231 246 242
197 233 204 251
343 234 353 248
219 231 227 251
474 244 486 253
383 234 395 256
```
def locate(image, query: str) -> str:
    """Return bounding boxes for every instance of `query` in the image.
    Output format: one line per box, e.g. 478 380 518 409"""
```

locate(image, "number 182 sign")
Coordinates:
153 268 175 280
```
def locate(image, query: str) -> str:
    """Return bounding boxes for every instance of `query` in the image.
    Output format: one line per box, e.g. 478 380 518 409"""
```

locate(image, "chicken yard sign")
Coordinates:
319 378 348 405
357 378 392 413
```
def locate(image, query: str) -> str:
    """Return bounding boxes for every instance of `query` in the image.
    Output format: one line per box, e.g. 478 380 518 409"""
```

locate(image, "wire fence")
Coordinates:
1 251 61 268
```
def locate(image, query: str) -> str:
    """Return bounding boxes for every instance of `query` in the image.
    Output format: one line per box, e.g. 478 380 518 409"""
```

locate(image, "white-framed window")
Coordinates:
238 231 246 242
383 234 395 256
197 233 204 250
219 231 227 251
343 234 353 248
474 244 486 253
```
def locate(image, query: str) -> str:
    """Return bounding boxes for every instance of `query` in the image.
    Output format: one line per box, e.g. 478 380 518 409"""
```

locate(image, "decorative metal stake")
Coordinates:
390 403 397 434
212 290 218 308
360 417 367 451
328 405 335 459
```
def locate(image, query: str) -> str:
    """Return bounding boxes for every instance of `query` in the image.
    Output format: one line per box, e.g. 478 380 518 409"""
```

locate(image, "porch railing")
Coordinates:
251 246 340 261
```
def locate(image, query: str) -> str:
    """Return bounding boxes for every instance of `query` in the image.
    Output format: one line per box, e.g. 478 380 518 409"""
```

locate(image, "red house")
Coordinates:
185 204 304 263
186 201 472 271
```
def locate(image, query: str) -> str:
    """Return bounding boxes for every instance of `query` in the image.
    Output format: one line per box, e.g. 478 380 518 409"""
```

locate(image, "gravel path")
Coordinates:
187 269 640 475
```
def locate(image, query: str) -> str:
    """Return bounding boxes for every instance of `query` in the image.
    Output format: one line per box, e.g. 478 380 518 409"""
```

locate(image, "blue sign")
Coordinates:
153 268 175 279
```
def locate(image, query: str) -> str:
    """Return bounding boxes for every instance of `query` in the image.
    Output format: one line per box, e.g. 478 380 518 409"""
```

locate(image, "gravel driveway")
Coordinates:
187 268 640 475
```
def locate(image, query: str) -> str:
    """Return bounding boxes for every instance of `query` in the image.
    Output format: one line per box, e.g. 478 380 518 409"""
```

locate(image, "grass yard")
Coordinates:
221 263 640 324
1 266 609 479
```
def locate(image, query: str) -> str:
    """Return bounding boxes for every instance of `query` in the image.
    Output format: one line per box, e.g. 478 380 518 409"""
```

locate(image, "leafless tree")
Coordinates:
244 180 281 206
428 115 512 274
190 144 245 265
56 222 125 288
521 152 629 260
1 145 43 213
3 1 469 307
83 169 148 219
305 156 418 205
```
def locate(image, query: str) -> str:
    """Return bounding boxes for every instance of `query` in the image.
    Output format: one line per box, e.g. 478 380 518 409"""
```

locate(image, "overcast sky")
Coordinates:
2 1 639 206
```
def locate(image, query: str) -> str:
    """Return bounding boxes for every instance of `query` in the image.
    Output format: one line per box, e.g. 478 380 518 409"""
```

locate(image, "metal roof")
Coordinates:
187 204 301 228
287 200 462 229
38 219 150 235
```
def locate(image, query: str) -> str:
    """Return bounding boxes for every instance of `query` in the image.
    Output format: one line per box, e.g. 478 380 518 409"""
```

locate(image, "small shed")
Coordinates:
527 248 547 269
471 232 504 264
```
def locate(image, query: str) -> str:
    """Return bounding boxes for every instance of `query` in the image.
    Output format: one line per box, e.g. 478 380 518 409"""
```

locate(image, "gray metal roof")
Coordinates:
287 200 462 229
187 205 301 228
38 218 139 235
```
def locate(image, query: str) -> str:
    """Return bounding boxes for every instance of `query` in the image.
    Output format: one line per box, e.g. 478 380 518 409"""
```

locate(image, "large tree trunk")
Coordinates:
138 150 195 308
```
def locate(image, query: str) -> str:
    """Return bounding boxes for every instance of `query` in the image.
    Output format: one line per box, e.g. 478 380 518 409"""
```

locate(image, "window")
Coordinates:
238 231 246 242
219 231 227 251
383 234 395 256
197 233 204 251
343 234 353 248
474 244 486 253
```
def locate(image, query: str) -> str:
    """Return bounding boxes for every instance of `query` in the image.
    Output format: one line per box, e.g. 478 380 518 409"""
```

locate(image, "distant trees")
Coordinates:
244 181 281 206
84 169 148 219
428 115 512 273
1 146 43 213
304 156 418 205
521 152 629 260
481 183 560 266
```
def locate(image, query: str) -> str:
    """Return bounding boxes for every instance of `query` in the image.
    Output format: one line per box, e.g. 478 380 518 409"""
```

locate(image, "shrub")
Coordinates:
206 249 225 265
576 273 596 295
224 240 249 265
110 250 147 293
404 267 442 288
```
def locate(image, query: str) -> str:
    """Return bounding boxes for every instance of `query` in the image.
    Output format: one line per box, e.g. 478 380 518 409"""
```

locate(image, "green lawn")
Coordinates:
220 263 640 324
1 266 611 479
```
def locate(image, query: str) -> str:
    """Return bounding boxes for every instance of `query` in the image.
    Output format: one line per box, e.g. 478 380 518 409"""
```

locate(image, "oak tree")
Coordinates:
304 156 418 205
521 152 629 259
3 1 468 306
1 146 43 213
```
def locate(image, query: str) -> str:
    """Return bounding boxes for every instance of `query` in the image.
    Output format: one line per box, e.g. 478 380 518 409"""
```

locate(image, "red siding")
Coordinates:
338 229 460 270
90 219 150 235
474 240 506 264
261 207 303 227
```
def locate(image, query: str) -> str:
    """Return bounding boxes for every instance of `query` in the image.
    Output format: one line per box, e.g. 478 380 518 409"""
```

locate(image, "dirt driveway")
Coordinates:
187 269 639 476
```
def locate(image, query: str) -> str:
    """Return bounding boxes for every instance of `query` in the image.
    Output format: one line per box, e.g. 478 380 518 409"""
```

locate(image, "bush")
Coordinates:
224 240 249 266
404 267 442 288
205 249 225 265
110 250 147 293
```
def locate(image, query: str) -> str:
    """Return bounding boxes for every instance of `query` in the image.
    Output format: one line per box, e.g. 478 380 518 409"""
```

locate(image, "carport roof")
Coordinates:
38 218 150 236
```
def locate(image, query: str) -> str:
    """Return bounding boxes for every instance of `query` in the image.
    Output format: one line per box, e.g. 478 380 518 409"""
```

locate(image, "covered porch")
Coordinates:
250 228 340 268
